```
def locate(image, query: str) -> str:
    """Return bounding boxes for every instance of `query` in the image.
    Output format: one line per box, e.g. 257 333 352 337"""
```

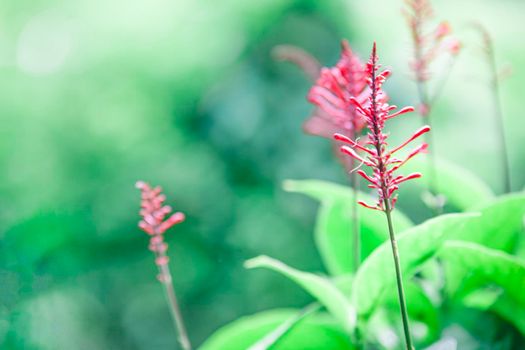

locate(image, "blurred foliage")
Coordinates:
0 0 523 349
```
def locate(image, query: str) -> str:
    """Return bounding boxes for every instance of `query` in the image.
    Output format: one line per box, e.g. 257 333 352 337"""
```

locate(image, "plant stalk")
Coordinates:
415 79 442 215
157 253 192 350
383 201 413 350
369 53 413 348
350 172 360 273
350 171 362 348
486 39 511 193
347 127 361 273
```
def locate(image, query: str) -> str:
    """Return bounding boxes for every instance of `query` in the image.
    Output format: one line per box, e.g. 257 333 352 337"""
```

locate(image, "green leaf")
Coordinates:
491 296 525 335
284 179 413 275
401 157 494 211
199 309 354 350
245 256 356 331
247 303 320 350
461 288 502 310
352 213 476 317
439 241 525 335
447 192 525 252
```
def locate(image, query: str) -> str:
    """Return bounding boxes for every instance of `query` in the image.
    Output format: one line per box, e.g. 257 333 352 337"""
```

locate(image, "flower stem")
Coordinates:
350 173 360 272
383 201 413 350
348 129 361 273
350 162 362 347
413 23 443 214
157 255 192 350
486 39 511 193
416 80 443 215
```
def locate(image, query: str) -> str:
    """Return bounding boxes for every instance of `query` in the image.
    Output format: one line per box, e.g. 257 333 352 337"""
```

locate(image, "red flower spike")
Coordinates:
335 43 430 211
136 181 185 266
306 40 370 139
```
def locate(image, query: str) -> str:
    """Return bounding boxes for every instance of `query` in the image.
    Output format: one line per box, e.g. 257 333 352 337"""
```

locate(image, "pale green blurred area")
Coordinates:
0 0 522 349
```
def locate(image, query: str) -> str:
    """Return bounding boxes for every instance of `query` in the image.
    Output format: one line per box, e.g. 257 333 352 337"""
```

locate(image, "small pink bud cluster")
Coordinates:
305 40 369 139
136 181 185 267
404 0 461 83
335 44 430 211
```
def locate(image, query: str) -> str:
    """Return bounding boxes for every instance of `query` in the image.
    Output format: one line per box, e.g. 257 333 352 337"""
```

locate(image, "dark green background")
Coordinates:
0 0 523 348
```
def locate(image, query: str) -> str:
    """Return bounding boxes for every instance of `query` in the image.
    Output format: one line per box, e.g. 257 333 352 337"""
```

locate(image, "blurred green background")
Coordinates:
0 0 523 348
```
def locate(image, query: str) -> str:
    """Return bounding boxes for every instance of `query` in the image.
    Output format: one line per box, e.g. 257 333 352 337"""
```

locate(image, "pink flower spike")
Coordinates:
136 181 186 265
137 182 185 236
135 181 192 350
306 40 370 140
336 43 430 210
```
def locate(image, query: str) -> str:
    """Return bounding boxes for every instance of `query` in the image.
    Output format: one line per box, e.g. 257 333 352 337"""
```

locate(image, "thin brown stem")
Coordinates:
157 253 192 350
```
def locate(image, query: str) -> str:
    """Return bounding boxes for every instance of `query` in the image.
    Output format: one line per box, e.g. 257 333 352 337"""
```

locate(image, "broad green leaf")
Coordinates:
199 309 354 350
245 256 356 331
284 179 413 275
439 241 525 335
402 157 494 211
247 303 320 350
447 192 525 252
352 213 476 317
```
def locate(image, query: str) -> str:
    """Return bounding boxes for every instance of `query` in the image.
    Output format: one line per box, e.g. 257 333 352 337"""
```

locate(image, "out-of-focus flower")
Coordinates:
334 43 430 211
136 181 185 267
306 40 369 139
305 40 388 172
135 181 192 350
404 0 461 86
